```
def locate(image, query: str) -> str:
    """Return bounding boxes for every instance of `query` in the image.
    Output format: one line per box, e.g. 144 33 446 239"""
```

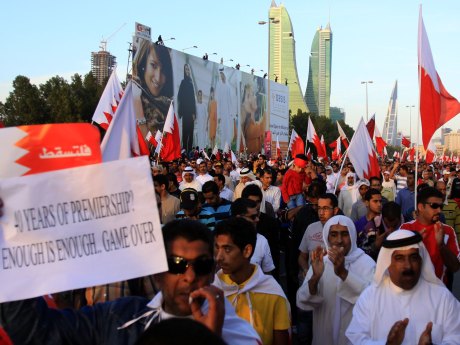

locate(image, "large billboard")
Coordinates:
131 36 289 155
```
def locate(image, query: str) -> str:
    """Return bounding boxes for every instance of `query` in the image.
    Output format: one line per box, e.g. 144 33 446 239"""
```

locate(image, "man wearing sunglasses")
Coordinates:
0 219 261 345
400 187 460 285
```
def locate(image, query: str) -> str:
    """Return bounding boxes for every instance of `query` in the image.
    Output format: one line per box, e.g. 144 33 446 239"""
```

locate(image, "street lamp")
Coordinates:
406 105 415 141
361 81 373 122
182 45 198 51
259 17 280 156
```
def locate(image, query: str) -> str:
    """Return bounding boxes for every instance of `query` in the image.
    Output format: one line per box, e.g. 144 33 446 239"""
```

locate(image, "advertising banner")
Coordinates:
131 36 289 155
0 156 167 303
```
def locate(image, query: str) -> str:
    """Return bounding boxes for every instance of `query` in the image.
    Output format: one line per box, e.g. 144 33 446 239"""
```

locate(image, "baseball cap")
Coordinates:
180 189 199 210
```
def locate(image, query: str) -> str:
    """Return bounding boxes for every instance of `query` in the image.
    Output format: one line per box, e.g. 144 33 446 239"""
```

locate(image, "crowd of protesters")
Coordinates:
1 146 460 345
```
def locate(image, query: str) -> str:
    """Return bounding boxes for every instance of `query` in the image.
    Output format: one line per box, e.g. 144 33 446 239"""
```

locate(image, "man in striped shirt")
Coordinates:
176 188 216 231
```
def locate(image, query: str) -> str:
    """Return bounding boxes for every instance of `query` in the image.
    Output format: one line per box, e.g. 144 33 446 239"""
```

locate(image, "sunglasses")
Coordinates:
424 202 443 210
243 214 259 220
167 256 214 276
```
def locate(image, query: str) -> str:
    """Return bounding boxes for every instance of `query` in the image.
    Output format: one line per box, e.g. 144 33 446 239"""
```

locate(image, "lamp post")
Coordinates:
406 105 415 141
182 45 198 51
259 18 280 157
361 81 373 122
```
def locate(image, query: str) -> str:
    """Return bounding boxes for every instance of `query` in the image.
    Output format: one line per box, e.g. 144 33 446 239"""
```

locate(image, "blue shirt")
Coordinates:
395 187 415 219
176 209 216 230
202 199 232 223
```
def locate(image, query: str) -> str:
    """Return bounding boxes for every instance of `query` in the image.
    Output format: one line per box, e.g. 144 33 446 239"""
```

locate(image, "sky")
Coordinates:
1 0 460 142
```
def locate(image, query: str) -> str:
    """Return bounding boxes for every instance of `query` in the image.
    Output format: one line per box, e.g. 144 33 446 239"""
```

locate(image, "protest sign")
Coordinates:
0 156 167 303
0 123 102 179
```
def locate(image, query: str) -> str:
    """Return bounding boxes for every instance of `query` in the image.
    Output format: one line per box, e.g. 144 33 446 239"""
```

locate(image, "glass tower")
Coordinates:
382 80 398 146
269 1 309 115
305 24 332 118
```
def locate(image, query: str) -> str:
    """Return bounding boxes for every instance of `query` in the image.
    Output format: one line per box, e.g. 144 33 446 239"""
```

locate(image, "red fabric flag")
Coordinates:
419 8 460 149
307 117 325 159
374 125 387 156
425 140 436 163
276 135 281 158
91 69 123 130
337 121 349 149
347 118 380 180
159 101 181 162
320 135 327 160
332 136 342 161
401 136 411 148
101 81 148 161
366 114 375 139
288 129 304 158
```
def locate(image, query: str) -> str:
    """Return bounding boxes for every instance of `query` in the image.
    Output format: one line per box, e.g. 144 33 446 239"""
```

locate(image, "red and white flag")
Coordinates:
425 140 436 164
337 121 349 149
276 135 281 158
419 8 460 149
92 69 123 130
230 150 238 164
159 102 181 162
288 129 304 158
366 114 376 140
401 136 411 148
374 125 387 156
212 143 219 156
331 136 342 161
306 147 312 160
307 117 325 159
347 118 380 180
320 135 327 160
146 130 162 147
101 81 149 162
393 151 400 159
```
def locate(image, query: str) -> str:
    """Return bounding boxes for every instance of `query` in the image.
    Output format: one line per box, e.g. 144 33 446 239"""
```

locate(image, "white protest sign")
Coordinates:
0 156 167 303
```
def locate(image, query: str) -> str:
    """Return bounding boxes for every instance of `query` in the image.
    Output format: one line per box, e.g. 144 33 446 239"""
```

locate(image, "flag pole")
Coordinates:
415 5 422 212
333 148 349 194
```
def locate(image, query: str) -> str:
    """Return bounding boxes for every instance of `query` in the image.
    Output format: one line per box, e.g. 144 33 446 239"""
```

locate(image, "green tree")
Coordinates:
40 76 78 123
290 112 354 157
3 76 47 126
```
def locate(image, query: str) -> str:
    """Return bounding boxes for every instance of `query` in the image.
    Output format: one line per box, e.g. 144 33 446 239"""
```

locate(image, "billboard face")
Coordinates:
132 37 289 155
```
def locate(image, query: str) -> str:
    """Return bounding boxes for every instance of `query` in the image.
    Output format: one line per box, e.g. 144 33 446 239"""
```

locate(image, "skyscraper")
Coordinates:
304 24 332 118
269 1 308 115
382 80 398 146
91 50 116 85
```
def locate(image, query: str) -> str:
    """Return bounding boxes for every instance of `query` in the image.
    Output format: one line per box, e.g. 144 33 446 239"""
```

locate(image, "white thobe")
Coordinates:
346 276 460 345
297 253 375 345
338 188 354 217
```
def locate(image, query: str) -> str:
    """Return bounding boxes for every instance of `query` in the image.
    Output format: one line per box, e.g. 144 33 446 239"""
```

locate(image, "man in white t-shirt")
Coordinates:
231 198 275 274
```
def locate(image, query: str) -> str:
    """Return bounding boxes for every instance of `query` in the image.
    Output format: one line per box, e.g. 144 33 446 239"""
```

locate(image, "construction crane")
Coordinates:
99 23 126 51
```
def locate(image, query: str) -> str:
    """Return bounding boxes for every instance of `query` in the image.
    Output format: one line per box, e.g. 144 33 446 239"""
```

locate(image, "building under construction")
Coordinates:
91 50 116 85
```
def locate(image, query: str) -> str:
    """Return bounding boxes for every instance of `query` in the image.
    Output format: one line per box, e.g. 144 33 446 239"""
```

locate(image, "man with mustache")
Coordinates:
399 187 460 285
346 229 460 344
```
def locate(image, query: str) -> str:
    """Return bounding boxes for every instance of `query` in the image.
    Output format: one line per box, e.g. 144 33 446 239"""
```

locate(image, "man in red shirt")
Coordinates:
400 187 460 284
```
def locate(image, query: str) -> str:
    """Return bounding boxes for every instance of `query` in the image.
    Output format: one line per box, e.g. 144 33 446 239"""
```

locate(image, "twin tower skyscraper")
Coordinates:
268 1 333 118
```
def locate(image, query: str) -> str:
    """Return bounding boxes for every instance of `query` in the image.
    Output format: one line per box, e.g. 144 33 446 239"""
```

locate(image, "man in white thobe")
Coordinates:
346 229 460 344
296 215 375 345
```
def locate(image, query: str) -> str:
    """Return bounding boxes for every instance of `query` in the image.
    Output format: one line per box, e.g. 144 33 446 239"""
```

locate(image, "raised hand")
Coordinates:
418 322 433 345
328 245 347 280
433 222 444 247
387 318 409 345
310 246 325 279
189 286 225 336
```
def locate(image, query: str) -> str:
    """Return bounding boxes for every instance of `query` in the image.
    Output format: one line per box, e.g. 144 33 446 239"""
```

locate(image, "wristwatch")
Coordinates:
137 117 147 125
